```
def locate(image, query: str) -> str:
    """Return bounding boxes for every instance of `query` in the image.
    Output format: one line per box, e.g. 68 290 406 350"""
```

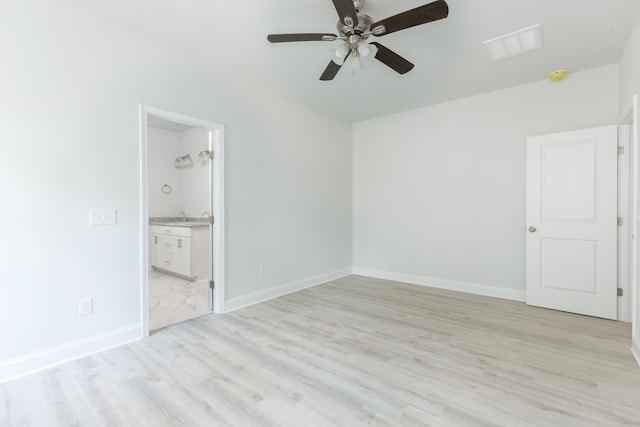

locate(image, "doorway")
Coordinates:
139 105 225 336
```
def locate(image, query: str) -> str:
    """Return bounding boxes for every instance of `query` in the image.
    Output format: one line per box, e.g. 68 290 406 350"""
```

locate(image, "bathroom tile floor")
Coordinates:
148 269 211 331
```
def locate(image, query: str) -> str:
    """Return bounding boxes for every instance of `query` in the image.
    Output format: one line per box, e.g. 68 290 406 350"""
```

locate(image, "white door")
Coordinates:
526 125 618 319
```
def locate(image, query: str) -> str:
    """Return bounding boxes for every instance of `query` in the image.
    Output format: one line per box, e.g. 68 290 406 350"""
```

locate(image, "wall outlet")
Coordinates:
259 264 267 277
79 297 93 316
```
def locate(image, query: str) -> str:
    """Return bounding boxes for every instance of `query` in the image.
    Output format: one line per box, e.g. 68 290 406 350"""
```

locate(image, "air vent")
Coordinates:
483 24 542 61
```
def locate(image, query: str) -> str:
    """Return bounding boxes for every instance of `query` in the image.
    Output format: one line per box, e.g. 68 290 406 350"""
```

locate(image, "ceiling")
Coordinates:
71 0 640 122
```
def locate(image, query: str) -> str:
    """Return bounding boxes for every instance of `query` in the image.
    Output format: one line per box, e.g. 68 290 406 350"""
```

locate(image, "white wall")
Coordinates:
619 13 640 116
353 65 619 300
147 127 211 219
619 13 640 362
0 0 352 380
147 127 181 217
179 128 210 219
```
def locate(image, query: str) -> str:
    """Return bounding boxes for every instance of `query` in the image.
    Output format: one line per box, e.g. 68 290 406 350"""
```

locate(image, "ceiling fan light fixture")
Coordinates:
268 0 450 81
330 43 350 64
357 41 378 57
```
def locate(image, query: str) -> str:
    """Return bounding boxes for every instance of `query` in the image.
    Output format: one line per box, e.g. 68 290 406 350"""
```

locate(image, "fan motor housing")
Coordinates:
336 13 373 38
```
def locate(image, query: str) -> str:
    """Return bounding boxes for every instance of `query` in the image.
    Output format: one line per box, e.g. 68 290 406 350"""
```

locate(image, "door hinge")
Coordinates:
618 288 623 297
618 217 624 226
210 280 215 290
618 146 625 155
209 215 215 225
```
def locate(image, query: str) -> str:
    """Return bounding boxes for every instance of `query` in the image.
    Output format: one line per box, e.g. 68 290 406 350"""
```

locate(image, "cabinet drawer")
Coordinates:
149 225 191 237
151 234 174 250
172 237 191 276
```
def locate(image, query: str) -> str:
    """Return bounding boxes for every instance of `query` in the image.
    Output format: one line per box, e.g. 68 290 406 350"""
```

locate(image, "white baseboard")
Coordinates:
224 267 352 313
352 267 526 302
632 336 640 368
0 323 142 384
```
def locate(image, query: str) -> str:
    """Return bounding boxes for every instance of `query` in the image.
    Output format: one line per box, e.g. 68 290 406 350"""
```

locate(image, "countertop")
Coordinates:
149 217 209 228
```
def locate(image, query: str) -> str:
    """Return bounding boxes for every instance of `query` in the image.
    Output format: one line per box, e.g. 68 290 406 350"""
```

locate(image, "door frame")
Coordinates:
619 122 632 322
139 105 225 336
621 95 639 363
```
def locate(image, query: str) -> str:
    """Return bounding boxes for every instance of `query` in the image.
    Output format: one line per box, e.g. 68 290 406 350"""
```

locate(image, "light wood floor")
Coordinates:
2 275 640 426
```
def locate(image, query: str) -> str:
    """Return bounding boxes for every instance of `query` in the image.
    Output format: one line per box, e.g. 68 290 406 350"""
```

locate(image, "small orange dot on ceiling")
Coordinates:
549 69 568 82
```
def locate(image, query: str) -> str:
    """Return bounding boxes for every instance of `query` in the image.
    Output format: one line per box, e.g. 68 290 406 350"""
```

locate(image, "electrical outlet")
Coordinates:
79 298 93 316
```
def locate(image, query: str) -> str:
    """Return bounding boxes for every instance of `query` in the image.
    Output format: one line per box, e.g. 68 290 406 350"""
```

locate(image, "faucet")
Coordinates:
202 211 210 217
178 212 186 220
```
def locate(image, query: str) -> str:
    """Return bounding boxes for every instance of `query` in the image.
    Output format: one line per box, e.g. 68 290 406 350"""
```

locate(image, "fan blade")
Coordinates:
320 61 343 81
370 42 414 74
332 0 358 27
370 0 449 36
320 52 351 81
267 33 337 43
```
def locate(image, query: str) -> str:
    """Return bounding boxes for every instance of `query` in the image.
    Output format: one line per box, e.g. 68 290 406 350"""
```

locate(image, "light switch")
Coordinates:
90 209 117 225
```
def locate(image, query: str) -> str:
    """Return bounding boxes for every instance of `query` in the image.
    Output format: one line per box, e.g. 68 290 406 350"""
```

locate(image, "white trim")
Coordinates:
618 123 631 322
0 324 141 384
632 337 640 368
224 268 353 313
353 267 526 302
138 108 150 336
631 95 640 347
621 95 640 348
211 126 225 314
139 105 226 335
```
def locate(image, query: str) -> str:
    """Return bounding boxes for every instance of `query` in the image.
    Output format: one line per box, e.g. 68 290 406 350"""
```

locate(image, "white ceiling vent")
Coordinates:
483 24 542 61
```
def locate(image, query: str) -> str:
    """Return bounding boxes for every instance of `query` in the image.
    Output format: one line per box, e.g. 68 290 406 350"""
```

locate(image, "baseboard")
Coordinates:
0 323 142 384
224 267 353 313
632 336 640 368
352 267 526 302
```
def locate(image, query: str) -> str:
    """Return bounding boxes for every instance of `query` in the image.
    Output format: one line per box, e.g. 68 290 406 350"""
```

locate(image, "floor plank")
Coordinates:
2 275 639 426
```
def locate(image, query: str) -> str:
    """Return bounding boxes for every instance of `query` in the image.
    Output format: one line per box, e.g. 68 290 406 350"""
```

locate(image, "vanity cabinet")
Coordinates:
149 225 208 280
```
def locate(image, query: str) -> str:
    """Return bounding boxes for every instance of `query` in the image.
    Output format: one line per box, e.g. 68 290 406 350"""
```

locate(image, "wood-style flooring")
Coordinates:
2 275 640 426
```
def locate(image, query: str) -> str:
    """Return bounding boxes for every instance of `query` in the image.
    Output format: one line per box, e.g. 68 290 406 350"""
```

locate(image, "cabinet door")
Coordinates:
172 236 191 276
157 234 175 270
149 233 163 267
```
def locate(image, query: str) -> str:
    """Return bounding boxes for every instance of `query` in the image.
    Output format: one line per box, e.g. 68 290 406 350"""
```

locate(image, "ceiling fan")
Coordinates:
267 0 449 81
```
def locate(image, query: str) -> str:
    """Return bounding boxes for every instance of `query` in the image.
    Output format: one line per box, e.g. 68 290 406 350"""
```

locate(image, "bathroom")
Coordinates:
147 116 213 331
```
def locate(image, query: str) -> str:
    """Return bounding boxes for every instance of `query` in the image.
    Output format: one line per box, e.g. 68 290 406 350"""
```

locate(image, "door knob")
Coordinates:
528 226 537 233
